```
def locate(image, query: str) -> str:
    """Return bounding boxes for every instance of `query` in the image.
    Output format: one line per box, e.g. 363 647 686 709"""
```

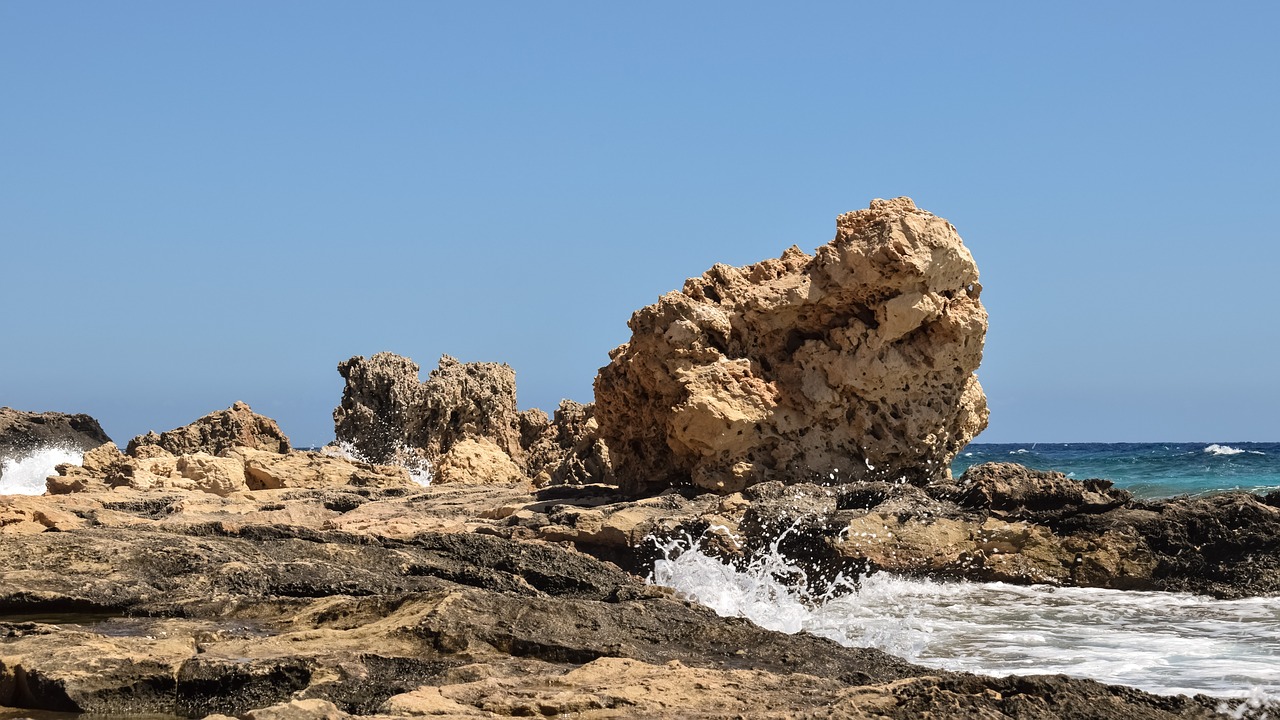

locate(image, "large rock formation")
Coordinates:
0 408 111 461
595 197 989 496
127 401 291 457
334 353 524 468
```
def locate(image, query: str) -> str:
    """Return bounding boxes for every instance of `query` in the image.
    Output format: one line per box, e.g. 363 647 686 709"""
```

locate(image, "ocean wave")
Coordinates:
1205 444 1266 456
0 446 85 495
649 528 1280 698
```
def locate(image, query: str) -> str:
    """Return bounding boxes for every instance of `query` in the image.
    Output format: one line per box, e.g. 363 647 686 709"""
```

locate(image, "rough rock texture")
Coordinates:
126 401 290 457
716 463 1280 599
0 408 111 461
0 474 1235 719
595 197 989 496
434 437 528 486
47 443 413 496
522 400 611 486
334 353 524 469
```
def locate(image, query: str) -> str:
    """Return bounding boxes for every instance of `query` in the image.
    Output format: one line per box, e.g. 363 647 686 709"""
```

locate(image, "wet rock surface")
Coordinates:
0 408 111 461
595 198 989 496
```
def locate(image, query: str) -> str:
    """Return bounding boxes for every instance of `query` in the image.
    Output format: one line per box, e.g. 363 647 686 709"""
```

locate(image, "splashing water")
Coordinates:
1206 444 1267 457
648 531 1280 699
0 446 85 495
324 441 433 486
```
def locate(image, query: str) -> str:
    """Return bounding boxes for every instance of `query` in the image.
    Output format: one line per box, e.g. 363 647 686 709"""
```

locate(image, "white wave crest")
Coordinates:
1206 444 1266 456
0 446 85 495
648 528 1280 698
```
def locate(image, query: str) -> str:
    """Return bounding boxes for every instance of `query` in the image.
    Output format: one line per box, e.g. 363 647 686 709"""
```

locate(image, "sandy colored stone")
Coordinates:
381 685 491 716
434 438 528 486
243 698 348 719
127 401 290 457
175 453 249 496
226 446 414 491
595 198 988 495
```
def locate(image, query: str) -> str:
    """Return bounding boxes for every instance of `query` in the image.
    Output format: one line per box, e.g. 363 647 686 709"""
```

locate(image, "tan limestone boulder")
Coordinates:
174 453 248 496
434 437 528 486
595 197 989 495
225 446 414 490
126 401 291 457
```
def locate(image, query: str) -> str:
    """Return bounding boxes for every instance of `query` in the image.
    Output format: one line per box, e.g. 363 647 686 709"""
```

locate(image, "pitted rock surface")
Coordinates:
595 198 989 496
126 401 290 457
333 353 523 469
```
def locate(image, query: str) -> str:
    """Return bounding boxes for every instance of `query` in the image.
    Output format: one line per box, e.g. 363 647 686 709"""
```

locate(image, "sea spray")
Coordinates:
647 527 1280 699
0 446 84 495
323 440 432 486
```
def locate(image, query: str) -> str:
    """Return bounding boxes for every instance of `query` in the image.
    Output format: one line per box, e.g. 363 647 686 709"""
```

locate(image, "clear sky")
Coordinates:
3 2 1277 445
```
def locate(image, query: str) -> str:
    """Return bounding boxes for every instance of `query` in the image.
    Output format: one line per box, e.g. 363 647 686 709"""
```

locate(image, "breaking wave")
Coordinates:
0 446 84 495
1206 444 1266 457
648 530 1280 700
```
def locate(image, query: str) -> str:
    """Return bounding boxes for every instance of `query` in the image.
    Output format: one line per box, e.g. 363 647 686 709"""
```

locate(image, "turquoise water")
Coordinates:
953 442 1280 499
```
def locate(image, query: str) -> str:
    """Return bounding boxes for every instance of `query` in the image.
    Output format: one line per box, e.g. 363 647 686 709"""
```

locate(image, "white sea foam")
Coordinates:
649 533 1280 699
1206 444 1266 457
1010 448 1029 455
0 446 84 495
324 441 432 486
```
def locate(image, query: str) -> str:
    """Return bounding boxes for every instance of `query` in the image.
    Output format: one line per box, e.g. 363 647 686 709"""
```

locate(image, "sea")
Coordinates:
3 441 1279 706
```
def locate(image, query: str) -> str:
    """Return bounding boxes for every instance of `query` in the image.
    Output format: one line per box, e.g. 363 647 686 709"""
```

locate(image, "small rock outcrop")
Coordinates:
595 198 989 496
47 442 412 495
0 408 112 460
334 353 523 468
522 400 611 486
126 401 290 457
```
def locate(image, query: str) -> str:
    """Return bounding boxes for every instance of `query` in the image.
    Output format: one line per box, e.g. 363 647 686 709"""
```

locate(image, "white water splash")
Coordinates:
0 446 84 495
324 441 432 486
648 532 1280 699
1219 686 1280 719
1206 444 1266 457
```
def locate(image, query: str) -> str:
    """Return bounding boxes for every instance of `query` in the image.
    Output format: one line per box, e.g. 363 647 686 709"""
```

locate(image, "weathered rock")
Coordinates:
938 461 1132 521
434 437 528 486
334 353 524 470
522 400 611 486
126 401 290 457
227 446 414 491
0 408 111 462
0 459 1269 718
595 197 989 496
812 463 1280 597
46 444 415 497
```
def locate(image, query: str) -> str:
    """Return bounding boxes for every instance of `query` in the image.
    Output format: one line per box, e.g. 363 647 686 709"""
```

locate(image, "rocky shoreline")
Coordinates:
3 199 1277 718
0 442 1261 718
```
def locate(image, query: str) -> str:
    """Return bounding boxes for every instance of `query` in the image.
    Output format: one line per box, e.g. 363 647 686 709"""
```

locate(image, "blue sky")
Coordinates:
2 2 1277 445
